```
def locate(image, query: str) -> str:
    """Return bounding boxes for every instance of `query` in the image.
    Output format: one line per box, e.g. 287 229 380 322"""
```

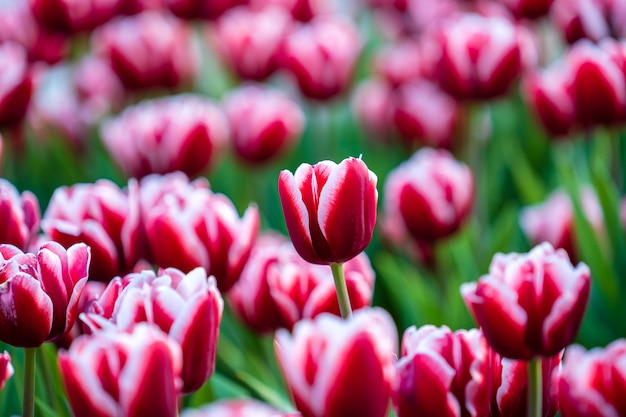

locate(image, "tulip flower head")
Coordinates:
28 0 123 33
278 156 378 265
0 179 40 251
0 351 13 392
0 42 33 128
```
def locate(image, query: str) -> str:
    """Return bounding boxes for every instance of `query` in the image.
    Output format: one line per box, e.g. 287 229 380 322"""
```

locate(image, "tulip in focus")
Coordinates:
223 84 304 164
181 398 297 417
0 42 33 128
59 323 182 417
275 308 397 417
382 147 473 243
28 0 123 33
278 156 377 265
461 242 591 360
0 351 13 392
101 94 229 178
0 179 40 251
0 242 90 347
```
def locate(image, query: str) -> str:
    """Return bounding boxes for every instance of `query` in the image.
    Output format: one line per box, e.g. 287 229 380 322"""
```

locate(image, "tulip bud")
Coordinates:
0 351 13 392
0 242 90 347
101 94 229 178
181 399 297 417
0 179 40 251
0 42 33 128
278 156 378 265
223 84 304 164
461 242 591 360
383 148 473 243
558 340 626 417
28 0 123 33
275 308 397 417
394 325 491 417
59 323 182 417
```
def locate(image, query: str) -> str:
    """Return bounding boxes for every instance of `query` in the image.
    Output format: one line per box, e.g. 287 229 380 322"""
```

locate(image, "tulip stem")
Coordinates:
23 347 36 417
527 358 542 417
331 262 352 319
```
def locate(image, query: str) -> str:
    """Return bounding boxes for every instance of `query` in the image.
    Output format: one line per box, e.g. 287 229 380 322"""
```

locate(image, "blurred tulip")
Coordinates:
406 0 460 35
101 94 228 178
0 242 90 347
222 84 304 164
0 351 13 392
435 13 533 100
120 0 166 14
383 148 473 243
228 233 375 332
394 325 491 417
251 0 333 21
28 0 123 33
92 11 197 91
167 0 247 20
278 156 377 264
501 0 554 19
275 308 397 417
0 42 33 128
74 55 125 120
0 179 40 251
59 323 182 417
139 172 259 291
351 78 394 139
42 179 146 283
461 242 591 360
558 339 626 417
87 267 223 393
551 0 625 44
372 41 427 88
210 6 292 81
519 188 604 263
280 15 361 101
181 398 296 417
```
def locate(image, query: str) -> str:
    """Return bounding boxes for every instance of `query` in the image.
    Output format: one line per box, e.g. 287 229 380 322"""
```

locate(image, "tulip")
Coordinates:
0 351 13 392
167 0 247 20
210 6 292 81
28 0 123 33
85 267 223 393
501 0 554 19
59 323 182 417
181 398 297 417
551 0 623 44
74 55 125 120
139 172 259 292
120 0 166 14
279 15 361 101
42 179 146 283
382 148 473 243
461 242 590 360
101 94 229 178
0 42 33 128
251 0 332 22
222 84 304 164
558 339 626 417
372 41 428 88
275 308 397 417
92 11 197 91
0 242 90 347
0 179 40 251
278 156 377 265
394 325 491 417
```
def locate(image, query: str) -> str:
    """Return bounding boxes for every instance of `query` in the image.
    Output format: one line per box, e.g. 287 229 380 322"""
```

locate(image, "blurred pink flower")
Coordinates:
501 0 554 19
181 399 297 417
251 0 335 22
74 55 125 120
28 0 123 33
551 0 626 44
0 42 33 128
0 178 40 251
351 79 394 139
167 0 247 20
0 351 12 392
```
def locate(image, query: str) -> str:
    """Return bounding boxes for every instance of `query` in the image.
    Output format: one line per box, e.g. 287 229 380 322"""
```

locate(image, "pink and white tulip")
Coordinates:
0 42 33 128
181 398 297 417
0 179 40 251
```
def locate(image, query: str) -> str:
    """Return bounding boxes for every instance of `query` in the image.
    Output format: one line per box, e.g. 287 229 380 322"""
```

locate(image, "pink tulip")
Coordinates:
373 41 428 88
279 15 361 101
558 339 626 417
0 242 90 347
461 242 591 360
0 351 13 392
139 173 259 291
351 79 394 139
167 0 247 20
74 55 125 120
0 42 33 128
551 0 625 44
181 399 297 417
92 11 197 91
120 0 166 14
42 179 146 283
210 6 292 81
251 0 333 22
278 156 377 264
222 84 304 164
383 148 473 243
101 94 229 178
28 0 123 33
0 179 40 251
59 323 182 417
275 308 397 417
394 325 491 417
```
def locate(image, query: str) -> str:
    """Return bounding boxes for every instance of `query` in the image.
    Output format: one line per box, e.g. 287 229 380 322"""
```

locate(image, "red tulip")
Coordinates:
59 323 182 417
278 156 377 264
181 399 297 417
92 11 197 91
394 325 491 417
280 15 361 101
501 0 554 19
251 0 333 22
28 0 123 33
461 242 591 360
222 84 304 164
0 351 13 392
42 179 146 283
210 6 292 81
120 0 166 14
275 308 397 417
383 148 473 243
101 94 229 178
0 42 33 128
0 242 90 347
167 0 247 20
558 340 626 417
0 179 40 251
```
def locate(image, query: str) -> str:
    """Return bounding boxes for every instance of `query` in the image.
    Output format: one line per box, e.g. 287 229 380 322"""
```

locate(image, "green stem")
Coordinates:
527 358 542 417
330 262 352 319
23 347 36 417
